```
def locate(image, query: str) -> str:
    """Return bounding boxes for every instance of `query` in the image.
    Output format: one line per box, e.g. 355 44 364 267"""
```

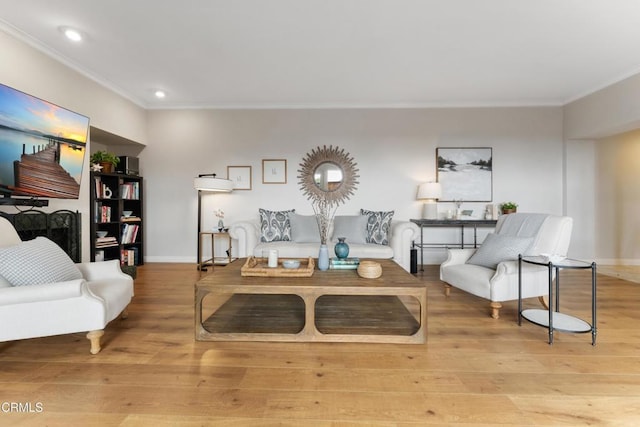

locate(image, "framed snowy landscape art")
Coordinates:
436 147 492 202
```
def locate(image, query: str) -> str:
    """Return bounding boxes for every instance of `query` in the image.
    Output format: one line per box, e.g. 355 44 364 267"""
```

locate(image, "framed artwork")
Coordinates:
262 159 287 184
227 166 252 190
436 147 492 202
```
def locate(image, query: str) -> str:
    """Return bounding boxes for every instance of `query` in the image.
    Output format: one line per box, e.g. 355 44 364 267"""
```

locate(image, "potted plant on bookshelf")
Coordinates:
500 201 518 215
90 150 120 173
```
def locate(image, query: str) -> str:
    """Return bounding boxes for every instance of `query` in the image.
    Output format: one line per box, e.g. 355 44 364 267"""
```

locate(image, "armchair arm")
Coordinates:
389 221 419 272
441 248 477 267
76 259 132 282
0 279 86 306
229 221 260 258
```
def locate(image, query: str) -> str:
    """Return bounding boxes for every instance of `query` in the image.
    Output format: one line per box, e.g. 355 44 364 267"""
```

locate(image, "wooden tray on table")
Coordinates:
240 256 315 277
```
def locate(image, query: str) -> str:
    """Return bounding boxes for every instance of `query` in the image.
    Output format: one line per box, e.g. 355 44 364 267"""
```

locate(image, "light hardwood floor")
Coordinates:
1 263 639 426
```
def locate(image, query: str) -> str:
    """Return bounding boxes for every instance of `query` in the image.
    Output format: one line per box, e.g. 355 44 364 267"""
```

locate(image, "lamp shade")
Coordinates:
416 182 441 200
193 176 233 192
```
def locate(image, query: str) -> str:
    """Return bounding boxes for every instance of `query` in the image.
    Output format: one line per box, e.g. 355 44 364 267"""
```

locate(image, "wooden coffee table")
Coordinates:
195 258 427 344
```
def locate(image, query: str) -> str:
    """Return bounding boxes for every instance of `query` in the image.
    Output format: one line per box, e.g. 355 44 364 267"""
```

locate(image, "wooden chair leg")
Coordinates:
87 330 104 355
121 306 129 319
444 283 451 297
490 302 502 319
538 295 549 310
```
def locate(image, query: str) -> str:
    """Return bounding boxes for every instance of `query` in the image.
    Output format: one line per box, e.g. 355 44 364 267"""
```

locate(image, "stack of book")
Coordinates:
121 224 139 244
329 257 360 270
95 236 118 248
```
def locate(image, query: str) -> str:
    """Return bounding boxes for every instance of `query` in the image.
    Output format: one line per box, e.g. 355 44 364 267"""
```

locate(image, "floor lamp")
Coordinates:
193 173 233 270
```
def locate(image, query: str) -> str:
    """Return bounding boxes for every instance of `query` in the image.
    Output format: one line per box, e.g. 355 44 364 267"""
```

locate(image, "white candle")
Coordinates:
268 249 278 268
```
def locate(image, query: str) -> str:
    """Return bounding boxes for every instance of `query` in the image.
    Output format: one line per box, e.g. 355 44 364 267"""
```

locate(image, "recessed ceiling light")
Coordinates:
154 90 166 99
60 26 83 42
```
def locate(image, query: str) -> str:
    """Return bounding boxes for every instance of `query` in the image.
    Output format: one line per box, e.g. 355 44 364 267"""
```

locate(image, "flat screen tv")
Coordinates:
0 82 89 200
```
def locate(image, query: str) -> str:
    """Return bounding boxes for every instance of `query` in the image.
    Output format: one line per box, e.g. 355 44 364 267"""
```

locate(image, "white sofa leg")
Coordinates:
490 302 502 319
87 330 104 354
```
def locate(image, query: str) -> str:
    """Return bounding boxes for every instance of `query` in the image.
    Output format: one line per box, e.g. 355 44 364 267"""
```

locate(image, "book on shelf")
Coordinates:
119 181 140 200
330 257 360 265
121 216 141 222
121 224 139 244
95 236 118 248
329 263 359 270
120 248 139 266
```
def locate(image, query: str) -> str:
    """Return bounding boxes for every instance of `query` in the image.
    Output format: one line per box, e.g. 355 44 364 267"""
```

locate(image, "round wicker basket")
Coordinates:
357 261 382 279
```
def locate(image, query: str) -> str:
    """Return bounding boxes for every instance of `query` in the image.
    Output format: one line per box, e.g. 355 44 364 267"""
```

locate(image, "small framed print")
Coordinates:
262 159 287 184
227 166 252 190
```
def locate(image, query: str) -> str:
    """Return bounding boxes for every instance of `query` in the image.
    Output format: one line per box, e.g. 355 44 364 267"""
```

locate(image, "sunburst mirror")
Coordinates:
298 145 359 206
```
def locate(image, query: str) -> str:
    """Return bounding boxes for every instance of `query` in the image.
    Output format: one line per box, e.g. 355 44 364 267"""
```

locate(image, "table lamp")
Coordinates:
417 182 441 219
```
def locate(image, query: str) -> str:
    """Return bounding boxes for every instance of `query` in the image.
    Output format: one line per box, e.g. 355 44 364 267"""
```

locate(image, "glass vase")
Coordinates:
334 237 349 259
318 244 330 271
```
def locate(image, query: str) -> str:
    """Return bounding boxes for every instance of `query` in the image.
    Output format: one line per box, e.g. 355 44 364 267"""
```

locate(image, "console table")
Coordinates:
410 218 497 268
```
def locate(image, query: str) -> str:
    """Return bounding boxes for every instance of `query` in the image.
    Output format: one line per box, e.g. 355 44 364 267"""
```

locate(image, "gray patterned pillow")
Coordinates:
0 237 83 286
259 208 295 242
467 233 533 269
360 209 394 245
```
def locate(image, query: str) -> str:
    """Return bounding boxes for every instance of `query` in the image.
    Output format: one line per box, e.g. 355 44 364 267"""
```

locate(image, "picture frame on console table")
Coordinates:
227 166 252 190
262 159 287 184
436 147 492 202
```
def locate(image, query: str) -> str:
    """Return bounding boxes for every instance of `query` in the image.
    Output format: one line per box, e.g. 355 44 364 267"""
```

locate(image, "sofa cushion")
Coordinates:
290 213 320 243
466 233 533 269
259 208 295 242
331 215 368 244
361 209 394 245
0 237 83 286
0 274 11 288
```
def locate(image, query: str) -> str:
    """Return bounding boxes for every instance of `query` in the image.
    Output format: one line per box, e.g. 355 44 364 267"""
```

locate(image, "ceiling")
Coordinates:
1 0 640 109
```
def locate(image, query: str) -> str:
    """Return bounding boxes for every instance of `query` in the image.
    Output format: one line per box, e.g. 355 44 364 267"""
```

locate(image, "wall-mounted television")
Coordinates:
0 82 89 201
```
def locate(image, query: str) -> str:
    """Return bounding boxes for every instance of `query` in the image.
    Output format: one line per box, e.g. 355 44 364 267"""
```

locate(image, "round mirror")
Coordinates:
298 145 359 206
313 162 343 192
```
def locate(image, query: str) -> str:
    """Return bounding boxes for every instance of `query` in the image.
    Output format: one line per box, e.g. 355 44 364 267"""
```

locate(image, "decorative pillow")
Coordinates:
289 213 320 243
360 209 394 245
259 208 295 242
331 215 368 244
0 274 11 288
0 237 82 286
466 233 534 269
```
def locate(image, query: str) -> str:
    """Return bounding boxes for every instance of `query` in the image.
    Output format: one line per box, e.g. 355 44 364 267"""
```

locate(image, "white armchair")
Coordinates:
0 217 133 354
440 213 573 319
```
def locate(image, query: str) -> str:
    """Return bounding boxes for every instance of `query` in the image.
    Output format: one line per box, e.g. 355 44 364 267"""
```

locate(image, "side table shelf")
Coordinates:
518 255 597 345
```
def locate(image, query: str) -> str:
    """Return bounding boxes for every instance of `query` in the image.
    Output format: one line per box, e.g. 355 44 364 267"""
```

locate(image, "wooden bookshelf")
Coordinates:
89 171 144 266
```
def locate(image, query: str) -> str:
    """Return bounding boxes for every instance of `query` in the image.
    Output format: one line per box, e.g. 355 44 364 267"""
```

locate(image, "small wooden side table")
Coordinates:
198 231 233 271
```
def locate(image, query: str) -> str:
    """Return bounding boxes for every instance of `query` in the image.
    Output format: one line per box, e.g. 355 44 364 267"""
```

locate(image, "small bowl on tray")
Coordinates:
282 260 301 269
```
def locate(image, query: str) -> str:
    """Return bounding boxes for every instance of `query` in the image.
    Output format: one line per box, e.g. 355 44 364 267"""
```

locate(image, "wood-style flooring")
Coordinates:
1 263 639 426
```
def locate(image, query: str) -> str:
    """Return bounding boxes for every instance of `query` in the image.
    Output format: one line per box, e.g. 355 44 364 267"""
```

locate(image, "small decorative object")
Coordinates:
500 201 518 215
282 259 301 269
215 208 225 230
357 261 382 279
96 231 108 238
334 237 349 259
454 200 463 219
90 150 120 174
318 244 330 271
268 249 279 268
90 163 103 172
122 210 133 217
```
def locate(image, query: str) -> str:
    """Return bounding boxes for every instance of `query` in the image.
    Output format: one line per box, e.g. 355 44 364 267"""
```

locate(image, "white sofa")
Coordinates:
440 213 573 319
0 217 134 354
230 218 419 272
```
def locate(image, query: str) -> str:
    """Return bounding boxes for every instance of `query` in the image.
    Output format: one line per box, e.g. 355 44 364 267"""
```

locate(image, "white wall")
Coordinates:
0 30 147 261
144 107 565 263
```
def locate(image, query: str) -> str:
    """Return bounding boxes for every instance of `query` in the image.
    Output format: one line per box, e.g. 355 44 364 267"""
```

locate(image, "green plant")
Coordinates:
90 150 120 166
501 201 518 210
